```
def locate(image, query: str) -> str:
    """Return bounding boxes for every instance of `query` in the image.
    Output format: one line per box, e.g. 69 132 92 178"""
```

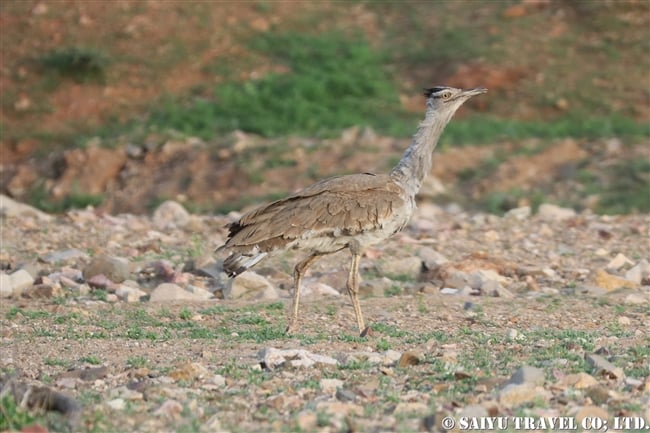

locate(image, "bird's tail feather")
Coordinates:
222 252 268 277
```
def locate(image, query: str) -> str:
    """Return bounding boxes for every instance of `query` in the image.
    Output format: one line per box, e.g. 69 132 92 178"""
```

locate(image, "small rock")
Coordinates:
320 378 344 394
499 384 548 408
393 402 428 415
554 372 598 389
359 277 394 298
504 206 531 220
537 203 576 221
9 269 34 295
150 283 207 302
152 200 190 229
185 284 214 300
624 293 646 305
83 255 130 283
574 405 609 425
0 273 13 298
115 284 147 302
259 347 338 370
302 281 340 298
606 253 634 271
483 280 514 298
225 271 278 300
417 247 448 269
585 385 610 404
378 256 422 280
40 249 89 264
315 401 363 417
335 388 356 402
296 411 317 431
617 316 631 326
460 404 488 418
505 366 545 386
398 351 421 368
584 353 624 380
154 399 183 419
440 287 458 295
106 398 125 410
625 259 650 285
593 269 638 291
505 329 518 340
383 350 403 366
169 362 209 382
0 194 52 221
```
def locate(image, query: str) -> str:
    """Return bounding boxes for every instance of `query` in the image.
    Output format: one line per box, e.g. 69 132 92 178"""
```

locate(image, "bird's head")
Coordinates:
423 86 487 113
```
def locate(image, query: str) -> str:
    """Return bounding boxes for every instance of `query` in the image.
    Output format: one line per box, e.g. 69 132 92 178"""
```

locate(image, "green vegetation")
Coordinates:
38 46 110 83
147 31 410 139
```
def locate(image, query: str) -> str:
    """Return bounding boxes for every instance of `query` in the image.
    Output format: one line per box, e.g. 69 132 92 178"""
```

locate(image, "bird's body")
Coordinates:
217 86 486 335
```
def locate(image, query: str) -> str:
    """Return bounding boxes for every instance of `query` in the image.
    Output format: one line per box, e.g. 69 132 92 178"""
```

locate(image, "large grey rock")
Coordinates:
417 247 448 270
9 269 34 295
0 194 52 221
83 255 130 283
506 365 545 386
150 283 208 302
224 271 278 300
585 353 624 379
0 273 12 298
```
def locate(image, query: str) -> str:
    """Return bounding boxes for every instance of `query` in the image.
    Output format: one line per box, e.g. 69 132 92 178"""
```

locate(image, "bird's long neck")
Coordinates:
390 102 455 197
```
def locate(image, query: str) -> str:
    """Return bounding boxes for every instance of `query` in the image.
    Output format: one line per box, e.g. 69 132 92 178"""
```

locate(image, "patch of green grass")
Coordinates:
37 46 110 84
79 355 102 365
440 115 650 147
126 356 148 369
146 31 410 139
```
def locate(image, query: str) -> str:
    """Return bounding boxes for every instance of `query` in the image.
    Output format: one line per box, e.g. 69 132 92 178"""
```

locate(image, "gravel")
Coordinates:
1 200 649 432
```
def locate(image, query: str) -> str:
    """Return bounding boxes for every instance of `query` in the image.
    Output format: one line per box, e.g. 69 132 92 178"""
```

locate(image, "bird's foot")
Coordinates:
360 326 372 338
285 322 297 335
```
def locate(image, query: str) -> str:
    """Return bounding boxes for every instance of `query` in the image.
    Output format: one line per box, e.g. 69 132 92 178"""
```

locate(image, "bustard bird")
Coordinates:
217 86 487 335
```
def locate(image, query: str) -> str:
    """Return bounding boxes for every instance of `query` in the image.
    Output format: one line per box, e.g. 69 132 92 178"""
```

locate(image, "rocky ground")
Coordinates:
1 195 649 432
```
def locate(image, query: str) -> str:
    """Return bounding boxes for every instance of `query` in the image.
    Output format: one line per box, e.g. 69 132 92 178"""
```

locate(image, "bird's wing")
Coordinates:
220 173 406 253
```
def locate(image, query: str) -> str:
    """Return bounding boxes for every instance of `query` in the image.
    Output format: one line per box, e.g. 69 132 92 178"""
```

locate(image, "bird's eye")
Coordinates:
441 92 452 99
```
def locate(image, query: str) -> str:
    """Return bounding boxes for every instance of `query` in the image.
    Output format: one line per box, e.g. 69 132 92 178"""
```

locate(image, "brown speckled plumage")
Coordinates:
217 86 487 335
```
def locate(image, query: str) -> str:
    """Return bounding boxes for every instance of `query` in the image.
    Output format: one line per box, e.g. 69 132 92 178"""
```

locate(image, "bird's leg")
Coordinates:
346 241 367 336
285 253 321 334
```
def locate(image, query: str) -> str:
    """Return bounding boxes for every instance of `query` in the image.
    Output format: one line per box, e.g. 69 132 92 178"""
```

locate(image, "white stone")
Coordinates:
0 273 12 298
302 281 340 298
505 206 531 220
106 398 126 410
606 253 634 271
320 378 344 394
149 283 207 302
625 259 650 285
537 203 576 221
9 269 34 295
115 285 147 302
152 200 190 229
0 194 52 221
225 271 278 300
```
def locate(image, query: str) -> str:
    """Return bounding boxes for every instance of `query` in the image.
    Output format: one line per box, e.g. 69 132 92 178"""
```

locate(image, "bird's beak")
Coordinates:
464 87 488 97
